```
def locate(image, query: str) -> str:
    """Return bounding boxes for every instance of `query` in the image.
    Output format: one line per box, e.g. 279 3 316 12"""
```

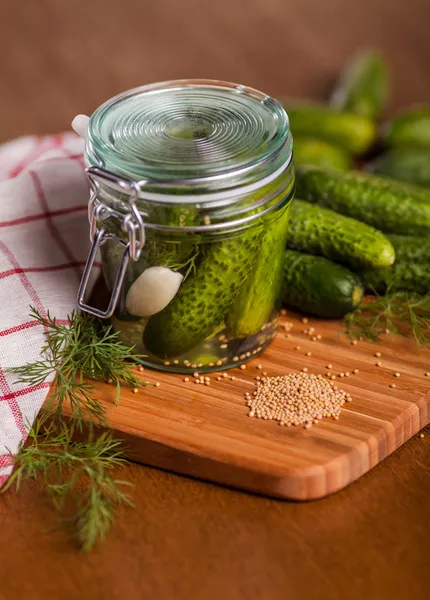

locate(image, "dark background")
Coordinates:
1 0 430 142
1 1 429 599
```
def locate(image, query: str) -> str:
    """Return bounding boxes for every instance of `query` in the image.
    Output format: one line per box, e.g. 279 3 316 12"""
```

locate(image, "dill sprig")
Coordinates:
2 420 133 551
166 247 200 280
4 307 151 550
10 307 151 428
345 292 430 347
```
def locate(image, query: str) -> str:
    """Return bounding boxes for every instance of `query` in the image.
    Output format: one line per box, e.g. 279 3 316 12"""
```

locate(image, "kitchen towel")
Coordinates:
0 133 96 486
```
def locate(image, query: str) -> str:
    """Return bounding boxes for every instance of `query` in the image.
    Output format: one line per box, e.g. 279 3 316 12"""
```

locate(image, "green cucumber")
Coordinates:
383 106 430 148
282 250 364 318
387 234 430 263
362 234 430 294
293 138 352 171
295 165 430 236
330 50 388 119
287 200 394 270
226 201 292 337
282 101 376 154
143 227 263 358
369 147 430 189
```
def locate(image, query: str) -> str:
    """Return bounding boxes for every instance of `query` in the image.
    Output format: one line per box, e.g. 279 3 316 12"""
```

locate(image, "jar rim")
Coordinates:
85 79 291 189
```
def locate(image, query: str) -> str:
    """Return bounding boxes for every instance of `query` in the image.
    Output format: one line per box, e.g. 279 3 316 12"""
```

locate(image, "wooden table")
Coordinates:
1 1 429 598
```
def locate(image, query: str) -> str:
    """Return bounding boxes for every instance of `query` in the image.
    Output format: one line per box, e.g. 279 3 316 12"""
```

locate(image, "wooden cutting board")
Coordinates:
58 313 429 501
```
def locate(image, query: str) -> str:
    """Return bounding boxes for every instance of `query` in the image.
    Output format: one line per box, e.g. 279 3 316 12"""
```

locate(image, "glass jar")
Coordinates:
78 80 294 373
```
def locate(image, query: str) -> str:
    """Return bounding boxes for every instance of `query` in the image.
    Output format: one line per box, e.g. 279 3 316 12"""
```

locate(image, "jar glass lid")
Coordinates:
85 79 290 183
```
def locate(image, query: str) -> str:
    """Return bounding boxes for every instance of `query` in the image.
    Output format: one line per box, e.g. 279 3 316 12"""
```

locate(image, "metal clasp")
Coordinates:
77 166 146 318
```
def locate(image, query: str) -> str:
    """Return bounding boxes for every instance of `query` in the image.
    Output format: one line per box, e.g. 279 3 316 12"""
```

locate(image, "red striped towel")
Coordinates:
0 133 97 485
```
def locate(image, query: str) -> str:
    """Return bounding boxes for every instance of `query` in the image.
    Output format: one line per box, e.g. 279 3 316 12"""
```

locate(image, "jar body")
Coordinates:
100 167 294 372
79 79 295 372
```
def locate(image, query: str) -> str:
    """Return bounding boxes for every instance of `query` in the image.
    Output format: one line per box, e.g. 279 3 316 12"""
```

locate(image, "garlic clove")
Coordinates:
71 114 90 138
126 266 183 317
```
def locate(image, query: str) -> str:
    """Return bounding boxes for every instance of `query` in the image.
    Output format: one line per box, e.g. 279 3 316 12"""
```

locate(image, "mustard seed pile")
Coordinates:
246 372 351 428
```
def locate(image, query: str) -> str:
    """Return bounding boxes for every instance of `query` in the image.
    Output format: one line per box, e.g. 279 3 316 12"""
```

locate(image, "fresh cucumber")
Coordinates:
363 263 430 295
383 106 430 148
293 138 352 171
369 147 430 189
387 234 430 263
362 234 430 294
226 200 292 337
330 50 388 119
282 250 364 318
282 101 376 154
287 200 395 270
295 165 430 236
143 227 263 358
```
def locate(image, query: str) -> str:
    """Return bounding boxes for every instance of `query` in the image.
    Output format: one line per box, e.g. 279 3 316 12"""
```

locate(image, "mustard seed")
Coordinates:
155 382 160 387
302 367 308 373
306 352 312 357
220 344 227 349
351 340 358 345
184 377 189 382
216 360 223 366
327 364 332 369
425 372 430 377
390 383 396 388
163 361 170 366
240 364 246 370
222 373 228 378
376 361 382 367
353 369 359 374
316 334 322 340
294 346 301 351
246 372 349 427
216 376 222 381
231 376 236 381
394 372 400 378
375 352 382 358
419 433 425 439
257 364 262 370
193 372 199 378
133 388 138 393
302 317 308 324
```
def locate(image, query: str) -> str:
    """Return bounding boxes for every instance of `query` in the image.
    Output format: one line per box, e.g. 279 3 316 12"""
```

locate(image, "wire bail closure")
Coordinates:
77 166 146 318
